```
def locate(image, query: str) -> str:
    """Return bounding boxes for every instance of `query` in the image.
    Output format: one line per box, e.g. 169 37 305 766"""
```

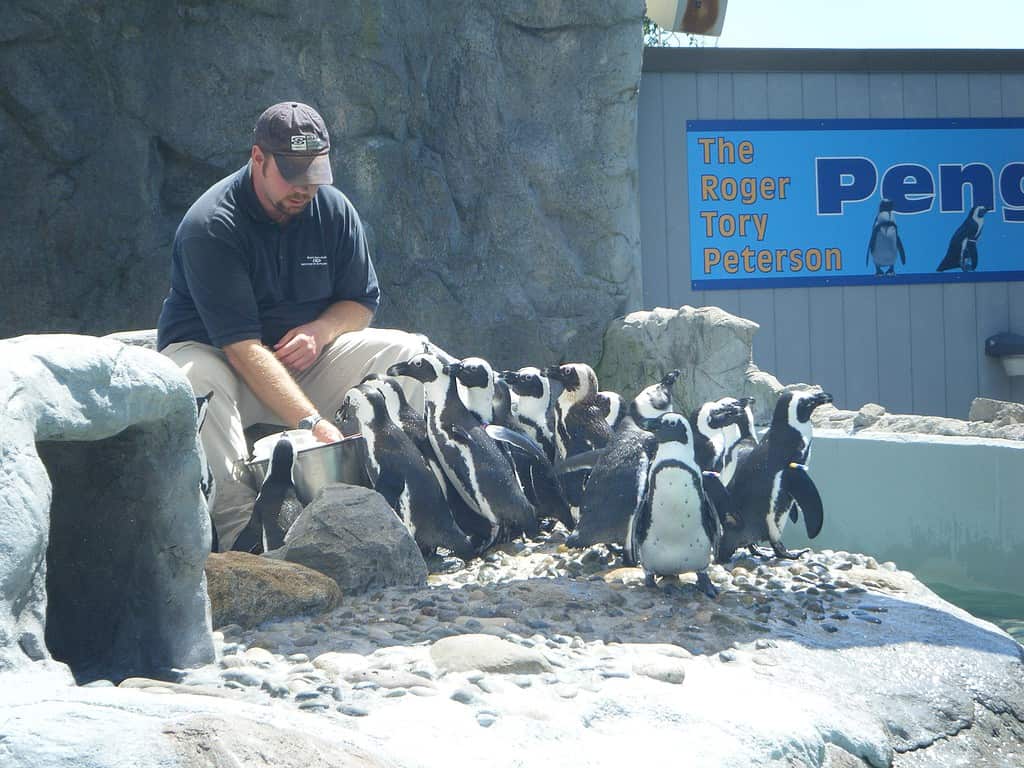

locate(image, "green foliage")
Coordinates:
643 15 704 47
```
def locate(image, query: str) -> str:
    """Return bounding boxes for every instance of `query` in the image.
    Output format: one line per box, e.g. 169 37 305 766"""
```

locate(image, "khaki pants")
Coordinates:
162 328 425 550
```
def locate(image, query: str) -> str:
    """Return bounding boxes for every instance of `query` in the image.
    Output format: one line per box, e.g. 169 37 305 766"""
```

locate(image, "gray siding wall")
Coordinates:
638 50 1024 417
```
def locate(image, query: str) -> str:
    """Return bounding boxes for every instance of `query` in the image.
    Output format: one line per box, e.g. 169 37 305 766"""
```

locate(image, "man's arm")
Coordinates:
273 300 373 373
223 339 342 442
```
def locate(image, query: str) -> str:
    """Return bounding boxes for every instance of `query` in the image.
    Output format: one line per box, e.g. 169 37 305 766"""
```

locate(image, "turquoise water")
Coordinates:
927 582 1024 645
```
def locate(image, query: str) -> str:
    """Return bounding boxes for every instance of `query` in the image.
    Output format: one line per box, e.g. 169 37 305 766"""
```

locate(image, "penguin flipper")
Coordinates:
555 447 606 476
485 424 547 462
897 235 906 265
782 463 824 539
701 471 729 531
867 224 881 265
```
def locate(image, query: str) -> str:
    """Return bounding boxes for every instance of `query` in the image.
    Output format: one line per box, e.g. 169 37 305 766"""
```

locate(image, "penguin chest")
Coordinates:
640 468 711 575
872 228 899 266
767 471 790 541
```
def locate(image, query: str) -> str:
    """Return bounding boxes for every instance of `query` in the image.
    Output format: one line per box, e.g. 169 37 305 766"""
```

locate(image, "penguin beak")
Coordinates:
739 396 755 408
386 361 409 377
544 365 563 381
661 369 681 387
809 392 833 408
445 362 462 376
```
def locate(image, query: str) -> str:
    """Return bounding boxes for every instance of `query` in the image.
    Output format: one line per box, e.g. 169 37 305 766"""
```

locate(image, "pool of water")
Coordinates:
926 582 1024 646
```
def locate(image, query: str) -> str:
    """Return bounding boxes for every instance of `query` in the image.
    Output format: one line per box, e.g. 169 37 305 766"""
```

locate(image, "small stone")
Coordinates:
287 653 310 663
220 655 247 669
298 700 330 711
243 647 276 666
220 668 262 687
451 687 477 705
718 650 738 663
821 623 839 633
260 680 290 698
338 704 370 717
408 686 438 697
555 685 578 699
754 639 774 650
384 689 406 698
477 713 498 728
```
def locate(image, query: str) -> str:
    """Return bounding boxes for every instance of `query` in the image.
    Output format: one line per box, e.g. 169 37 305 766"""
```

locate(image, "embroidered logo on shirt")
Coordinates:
299 253 327 267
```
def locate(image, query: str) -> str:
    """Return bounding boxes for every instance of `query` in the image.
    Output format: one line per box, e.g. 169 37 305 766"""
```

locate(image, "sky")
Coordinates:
667 0 1024 49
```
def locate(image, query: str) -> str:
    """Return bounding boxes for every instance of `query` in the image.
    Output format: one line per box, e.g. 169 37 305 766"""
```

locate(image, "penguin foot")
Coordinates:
644 571 657 588
747 544 775 560
696 570 719 599
425 552 466 574
771 542 810 560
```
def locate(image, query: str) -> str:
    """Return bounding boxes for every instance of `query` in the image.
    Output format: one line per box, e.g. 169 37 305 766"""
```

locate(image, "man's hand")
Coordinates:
274 320 327 373
312 419 343 444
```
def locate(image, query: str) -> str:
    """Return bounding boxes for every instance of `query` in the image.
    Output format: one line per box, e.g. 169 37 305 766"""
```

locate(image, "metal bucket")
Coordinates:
244 433 370 505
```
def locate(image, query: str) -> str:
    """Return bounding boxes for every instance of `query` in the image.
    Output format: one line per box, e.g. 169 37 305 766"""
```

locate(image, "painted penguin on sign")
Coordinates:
866 199 906 276
936 205 987 273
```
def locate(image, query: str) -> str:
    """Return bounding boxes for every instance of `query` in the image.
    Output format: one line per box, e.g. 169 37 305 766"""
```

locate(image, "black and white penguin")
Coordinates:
546 363 613 506
866 199 906 276
337 385 476 559
449 358 573 531
719 396 757 487
233 434 302 554
388 353 538 547
503 367 557 464
568 369 681 549
355 373 488 549
626 413 721 598
599 391 627 432
689 398 746 472
937 205 987 272
717 390 832 563
195 391 218 552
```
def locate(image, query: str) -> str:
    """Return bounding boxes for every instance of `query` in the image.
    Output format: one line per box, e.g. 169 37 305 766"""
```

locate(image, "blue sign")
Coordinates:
686 118 1024 290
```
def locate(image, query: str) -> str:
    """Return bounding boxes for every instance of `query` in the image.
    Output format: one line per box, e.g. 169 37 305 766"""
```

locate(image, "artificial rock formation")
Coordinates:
3 1 645 369
0 334 214 683
596 305 786 423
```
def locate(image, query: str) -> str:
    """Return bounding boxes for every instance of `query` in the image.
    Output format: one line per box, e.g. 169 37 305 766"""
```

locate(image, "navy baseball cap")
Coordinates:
253 101 333 185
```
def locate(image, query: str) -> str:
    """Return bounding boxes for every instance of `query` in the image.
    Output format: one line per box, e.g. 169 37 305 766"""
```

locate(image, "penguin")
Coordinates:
599 391 627 432
866 199 906 276
626 413 721 598
546 363 614 506
355 373 489 550
388 353 538 547
195 391 218 552
336 385 476 559
689 398 747 473
717 390 832 563
502 367 557 464
937 205 987 272
233 434 302 554
449 359 573 531
719 396 757 488
567 369 681 549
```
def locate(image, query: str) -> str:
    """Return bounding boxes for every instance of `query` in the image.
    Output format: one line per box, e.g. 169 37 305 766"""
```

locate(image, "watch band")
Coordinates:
298 413 323 431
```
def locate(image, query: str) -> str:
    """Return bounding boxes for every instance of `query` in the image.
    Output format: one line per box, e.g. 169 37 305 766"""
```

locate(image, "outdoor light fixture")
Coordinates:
646 0 728 36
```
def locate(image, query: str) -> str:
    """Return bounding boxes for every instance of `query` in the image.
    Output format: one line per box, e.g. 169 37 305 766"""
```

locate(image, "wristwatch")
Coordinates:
297 413 323 431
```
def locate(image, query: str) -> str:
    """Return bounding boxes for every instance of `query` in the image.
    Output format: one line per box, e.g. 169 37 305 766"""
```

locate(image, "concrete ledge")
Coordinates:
787 429 1024 599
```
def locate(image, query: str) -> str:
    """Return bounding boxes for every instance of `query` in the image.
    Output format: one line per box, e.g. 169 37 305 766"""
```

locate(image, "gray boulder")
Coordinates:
596 305 785 423
0 334 213 683
3 2 644 370
970 397 1024 426
273 484 428 594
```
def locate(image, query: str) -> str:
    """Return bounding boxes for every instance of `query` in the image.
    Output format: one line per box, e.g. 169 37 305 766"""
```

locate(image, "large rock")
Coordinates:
596 305 785 422
0 334 213 683
970 397 1024 426
274 484 428 594
204 552 341 630
2 2 644 369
